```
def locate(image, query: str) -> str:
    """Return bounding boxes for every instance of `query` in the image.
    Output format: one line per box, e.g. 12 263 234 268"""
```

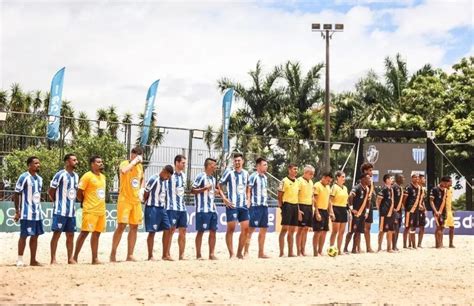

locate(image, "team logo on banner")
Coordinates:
412 148 425 164
366 145 379 164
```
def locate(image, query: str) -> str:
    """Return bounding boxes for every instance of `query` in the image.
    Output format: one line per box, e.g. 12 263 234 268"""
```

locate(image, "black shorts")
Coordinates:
281 202 299 226
405 211 419 230
312 209 329 232
417 210 427 227
349 213 365 233
333 206 348 223
365 208 374 224
298 205 313 227
379 215 394 232
434 213 446 228
393 210 403 229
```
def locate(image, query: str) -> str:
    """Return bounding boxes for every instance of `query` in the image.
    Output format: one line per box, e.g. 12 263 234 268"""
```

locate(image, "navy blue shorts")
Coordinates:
52 214 77 233
20 220 44 237
226 207 249 223
145 206 171 232
249 206 268 228
196 212 218 232
167 210 188 228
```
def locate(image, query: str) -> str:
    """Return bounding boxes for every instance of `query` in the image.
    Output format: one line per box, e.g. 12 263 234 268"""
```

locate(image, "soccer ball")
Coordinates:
327 246 338 257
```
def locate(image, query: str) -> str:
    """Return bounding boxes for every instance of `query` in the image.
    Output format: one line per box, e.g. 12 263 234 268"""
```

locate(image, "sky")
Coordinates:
1 0 473 133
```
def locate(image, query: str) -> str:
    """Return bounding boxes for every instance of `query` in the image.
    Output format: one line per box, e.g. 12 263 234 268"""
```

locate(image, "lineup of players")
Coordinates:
13 150 456 266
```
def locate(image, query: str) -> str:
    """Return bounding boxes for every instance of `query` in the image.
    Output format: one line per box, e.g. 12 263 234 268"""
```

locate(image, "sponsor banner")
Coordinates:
0 202 276 233
370 210 474 235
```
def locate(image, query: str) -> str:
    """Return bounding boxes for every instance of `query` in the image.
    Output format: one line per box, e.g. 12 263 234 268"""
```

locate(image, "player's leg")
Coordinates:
127 224 139 261
378 217 384 252
246 227 255 255
449 226 455 248
387 231 393 252
318 231 327 255
17 235 27 267
301 227 309 256
237 220 249 259
178 227 186 260
287 225 297 257
313 231 320 256
364 222 373 252
330 222 339 247
147 232 156 260
337 222 346 253
91 231 101 264
296 226 303 256
72 231 89 263
110 222 127 262
50 231 62 264
209 230 217 260
66 232 75 264
279 225 288 257
29 235 40 266
195 230 204 259
258 227 269 258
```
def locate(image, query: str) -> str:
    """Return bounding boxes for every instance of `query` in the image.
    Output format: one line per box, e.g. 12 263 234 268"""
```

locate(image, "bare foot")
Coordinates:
179 256 186 261
288 254 297 257
68 259 77 264
126 256 137 262
148 257 155 261
237 254 244 259
318 252 324 256
367 249 375 253
196 256 204 260
209 255 218 260
50 259 57 265
449 245 455 248
30 261 43 266
92 259 103 265
387 249 394 253
162 256 174 261
258 254 270 259
110 255 117 263
279 253 284 257
229 254 236 259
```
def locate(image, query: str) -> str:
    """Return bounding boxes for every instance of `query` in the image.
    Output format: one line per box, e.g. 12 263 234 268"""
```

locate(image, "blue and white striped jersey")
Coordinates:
50 169 79 217
248 172 268 207
15 172 43 221
219 169 249 208
145 175 168 207
166 172 186 211
193 172 217 213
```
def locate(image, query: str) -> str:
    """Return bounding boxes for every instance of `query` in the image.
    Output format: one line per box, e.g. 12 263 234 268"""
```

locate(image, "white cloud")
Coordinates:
1 0 472 135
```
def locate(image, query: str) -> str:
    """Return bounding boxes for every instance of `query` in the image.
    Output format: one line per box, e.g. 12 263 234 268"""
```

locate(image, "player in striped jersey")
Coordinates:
218 153 250 259
165 155 188 260
143 165 174 261
191 158 219 260
14 156 44 267
48 153 79 264
245 157 270 258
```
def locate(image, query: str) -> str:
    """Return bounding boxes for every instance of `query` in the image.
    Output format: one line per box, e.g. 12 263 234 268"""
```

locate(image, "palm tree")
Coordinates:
61 100 76 140
106 105 119 138
77 111 91 136
203 125 214 155
96 108 108 136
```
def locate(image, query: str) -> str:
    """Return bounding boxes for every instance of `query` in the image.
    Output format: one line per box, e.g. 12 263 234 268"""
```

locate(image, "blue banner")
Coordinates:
222 88 233 154
46 67 66 141
140 80 160 147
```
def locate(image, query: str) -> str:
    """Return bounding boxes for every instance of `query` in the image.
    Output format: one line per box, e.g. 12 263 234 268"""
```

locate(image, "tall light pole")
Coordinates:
312 23 344 172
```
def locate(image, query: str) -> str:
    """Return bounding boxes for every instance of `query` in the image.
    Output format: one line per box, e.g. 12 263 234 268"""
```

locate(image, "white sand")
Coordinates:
0 232 472 304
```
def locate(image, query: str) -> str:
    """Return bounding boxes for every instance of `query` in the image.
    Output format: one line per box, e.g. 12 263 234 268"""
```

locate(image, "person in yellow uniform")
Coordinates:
277 163 299 257
445 179 455 248
313 172 334 256
110 147 144 262
329 171 349 255
72 155 106 264
296 165 315 256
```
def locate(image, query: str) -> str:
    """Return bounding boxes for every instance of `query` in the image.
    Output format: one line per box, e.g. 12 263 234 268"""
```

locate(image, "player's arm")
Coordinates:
429 195 438 216
375 193 383 210
348 191 357 215
13 192 21 222
48 187 56 202
313 194 321 220
120 157 141 174
328 200 335 221
191 179 209 194
77 189 84 204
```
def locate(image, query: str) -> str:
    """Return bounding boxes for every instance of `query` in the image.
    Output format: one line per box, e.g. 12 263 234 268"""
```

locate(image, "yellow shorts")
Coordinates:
445 211 454 227
82 213 106 232
117 202 143 225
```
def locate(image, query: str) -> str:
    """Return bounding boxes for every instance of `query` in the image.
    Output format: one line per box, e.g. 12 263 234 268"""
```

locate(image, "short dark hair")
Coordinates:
233 152 243 159
89 155 101 164
395 173 404 181
321 171 333 178
256 157 267 165
335 170 345 178
411 173 419 178
288 163 298 169
441 176 452 182
383 174 391 182
63 153 76 162
131 146 144 155
26 156 39 166
360 162 373 173
174 154 186 164
419 174 425 178
163 165 174 175
204 157 217 168
359 173 370 180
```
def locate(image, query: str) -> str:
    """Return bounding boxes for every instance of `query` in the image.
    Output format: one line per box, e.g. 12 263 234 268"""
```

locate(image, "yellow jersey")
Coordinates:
314 181 330 210
117 160 143 205
279 177 299 204
446 187 453 212
78 171 106 216
297 176 314 205
330 183 349 207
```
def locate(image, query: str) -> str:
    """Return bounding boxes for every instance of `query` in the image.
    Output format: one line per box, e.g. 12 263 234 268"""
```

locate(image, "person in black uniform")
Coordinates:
344 173 371 254
376 174 395 253
403 173 421 249
430 176 451 248
417 174 427 248
391 174 404 251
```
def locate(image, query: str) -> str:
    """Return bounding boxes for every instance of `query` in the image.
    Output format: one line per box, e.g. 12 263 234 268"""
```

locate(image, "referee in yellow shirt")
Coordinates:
110 147 145 262
278 163 299 257
329 171 349 254
72 155 106 264
313 172 334 256
296 165 315 256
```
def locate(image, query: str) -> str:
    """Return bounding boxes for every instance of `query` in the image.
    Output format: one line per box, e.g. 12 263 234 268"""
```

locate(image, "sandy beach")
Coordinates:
0 232 472 304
